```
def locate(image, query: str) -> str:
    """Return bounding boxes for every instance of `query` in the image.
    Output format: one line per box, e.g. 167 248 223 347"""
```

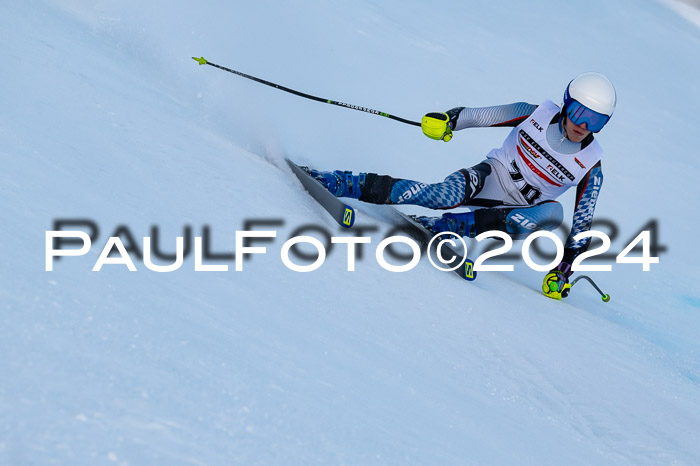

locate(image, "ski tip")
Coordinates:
341 205 355 228
463 258 477 281
192 56 208 65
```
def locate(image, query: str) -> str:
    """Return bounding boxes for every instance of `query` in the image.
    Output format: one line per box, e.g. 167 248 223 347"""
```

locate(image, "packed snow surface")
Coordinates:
2 0 700 464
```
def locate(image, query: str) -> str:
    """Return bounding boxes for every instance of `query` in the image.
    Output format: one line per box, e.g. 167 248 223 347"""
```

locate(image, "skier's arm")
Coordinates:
449 102 538 130
542 162 603 300
563 161 604 264
421 103 537 141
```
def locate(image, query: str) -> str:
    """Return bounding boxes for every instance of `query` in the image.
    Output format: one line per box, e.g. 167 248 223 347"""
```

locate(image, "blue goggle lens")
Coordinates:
565 99 610 133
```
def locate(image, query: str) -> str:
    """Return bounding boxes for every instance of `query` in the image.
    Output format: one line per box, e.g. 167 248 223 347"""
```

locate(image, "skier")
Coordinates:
310 72 616 300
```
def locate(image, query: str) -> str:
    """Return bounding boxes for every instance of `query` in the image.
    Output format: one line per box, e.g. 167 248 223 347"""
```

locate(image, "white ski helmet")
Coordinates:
563 72 617 132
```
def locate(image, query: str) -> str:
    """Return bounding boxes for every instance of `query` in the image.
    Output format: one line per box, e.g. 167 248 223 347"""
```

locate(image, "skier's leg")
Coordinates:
310 169 469 208
312 162 495 209
416 159 563 238
423 200 564 239
476 200 563 238
385 171 467 208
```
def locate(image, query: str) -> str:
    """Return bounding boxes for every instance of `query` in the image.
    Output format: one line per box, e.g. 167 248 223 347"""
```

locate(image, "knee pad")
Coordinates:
358 173 396 204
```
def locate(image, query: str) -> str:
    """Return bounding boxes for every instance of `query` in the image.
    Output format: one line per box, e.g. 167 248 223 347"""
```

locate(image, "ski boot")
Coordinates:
307 169 366 199
415 211 476 238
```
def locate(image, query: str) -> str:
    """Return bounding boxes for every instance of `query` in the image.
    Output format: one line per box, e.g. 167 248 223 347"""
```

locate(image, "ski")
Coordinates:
286 158 356 228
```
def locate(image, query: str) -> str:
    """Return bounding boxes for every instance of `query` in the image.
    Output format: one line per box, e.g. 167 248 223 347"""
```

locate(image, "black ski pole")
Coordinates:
192 57 421 127
570 275 610 302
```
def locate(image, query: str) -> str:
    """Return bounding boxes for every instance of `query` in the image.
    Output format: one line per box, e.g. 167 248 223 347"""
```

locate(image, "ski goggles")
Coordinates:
564 99 610 133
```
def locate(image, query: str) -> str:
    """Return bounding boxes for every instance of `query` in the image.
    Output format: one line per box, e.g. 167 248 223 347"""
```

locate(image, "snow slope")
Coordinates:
2 0 700 464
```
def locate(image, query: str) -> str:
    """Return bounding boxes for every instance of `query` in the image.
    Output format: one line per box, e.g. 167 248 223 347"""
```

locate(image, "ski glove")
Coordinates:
542 262 573 300
422 112 453 141
421 107 464 142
